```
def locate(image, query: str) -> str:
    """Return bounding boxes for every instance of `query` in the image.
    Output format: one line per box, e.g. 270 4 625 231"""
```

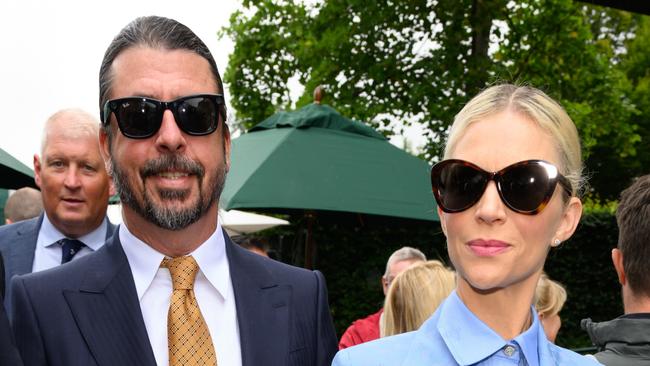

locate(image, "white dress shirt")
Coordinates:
120 222 241 366
32 214 109 272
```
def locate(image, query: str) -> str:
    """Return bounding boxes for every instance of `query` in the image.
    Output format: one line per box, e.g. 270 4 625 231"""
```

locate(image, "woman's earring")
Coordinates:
552 238 561 247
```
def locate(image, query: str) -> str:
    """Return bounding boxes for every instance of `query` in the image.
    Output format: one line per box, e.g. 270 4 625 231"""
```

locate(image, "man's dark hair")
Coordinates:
98 15 228 138
232 235 268 252
616 174 650 298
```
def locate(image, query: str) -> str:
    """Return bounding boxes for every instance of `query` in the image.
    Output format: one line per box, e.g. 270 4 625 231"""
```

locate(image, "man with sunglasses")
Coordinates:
10 16 337 366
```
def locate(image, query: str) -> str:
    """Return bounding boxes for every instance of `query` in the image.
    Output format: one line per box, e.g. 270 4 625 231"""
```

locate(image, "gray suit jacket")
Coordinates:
0 214 116 315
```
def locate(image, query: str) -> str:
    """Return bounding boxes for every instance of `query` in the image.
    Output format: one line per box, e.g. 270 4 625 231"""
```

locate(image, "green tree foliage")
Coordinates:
596 15 650 198
222 0 645 199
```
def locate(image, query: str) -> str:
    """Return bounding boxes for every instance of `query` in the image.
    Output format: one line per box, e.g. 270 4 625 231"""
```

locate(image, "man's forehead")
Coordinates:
389 259 421 276
109 47 219 98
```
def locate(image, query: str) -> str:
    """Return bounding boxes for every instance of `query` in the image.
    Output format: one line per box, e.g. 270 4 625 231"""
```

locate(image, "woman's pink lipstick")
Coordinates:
467 239 510 256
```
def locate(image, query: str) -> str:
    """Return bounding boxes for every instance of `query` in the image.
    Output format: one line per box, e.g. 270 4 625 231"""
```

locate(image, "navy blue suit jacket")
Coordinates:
0 252 23 366
0 214 116 314
11 229 338 366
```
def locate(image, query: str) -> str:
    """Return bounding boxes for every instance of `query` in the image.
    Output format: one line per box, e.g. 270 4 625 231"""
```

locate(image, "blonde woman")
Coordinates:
535 273 567 343
381 260 456 337
333 84 601 365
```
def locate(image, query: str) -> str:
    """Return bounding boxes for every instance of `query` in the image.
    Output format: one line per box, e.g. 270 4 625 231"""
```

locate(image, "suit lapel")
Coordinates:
105 220 117 240
3 216 41 312
63 236 156 366
7 215 41 277
226 232 291 366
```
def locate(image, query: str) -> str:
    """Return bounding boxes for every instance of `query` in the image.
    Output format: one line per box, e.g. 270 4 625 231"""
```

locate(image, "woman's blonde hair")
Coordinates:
381 260 456 337
444 84 584 196
535 272 567 318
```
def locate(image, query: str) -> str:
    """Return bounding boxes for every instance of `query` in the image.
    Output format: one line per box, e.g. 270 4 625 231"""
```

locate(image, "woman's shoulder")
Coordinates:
333 318 457 366
332 332 416 365
546 343 603 365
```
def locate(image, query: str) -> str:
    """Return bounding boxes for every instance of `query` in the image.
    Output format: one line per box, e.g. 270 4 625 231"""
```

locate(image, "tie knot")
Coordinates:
59 238 86 264
161 256 199 290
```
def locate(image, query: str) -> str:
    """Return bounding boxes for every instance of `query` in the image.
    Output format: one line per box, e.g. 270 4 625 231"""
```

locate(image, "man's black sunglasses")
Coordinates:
101 94 226 139
431 159 572 215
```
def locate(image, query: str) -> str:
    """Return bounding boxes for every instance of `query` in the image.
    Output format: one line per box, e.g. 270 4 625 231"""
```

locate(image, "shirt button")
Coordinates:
503 345 516 357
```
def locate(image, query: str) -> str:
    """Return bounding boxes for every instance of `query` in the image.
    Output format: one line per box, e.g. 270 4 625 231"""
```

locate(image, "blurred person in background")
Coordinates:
381 260 455 337
582 174 650 366
232 235 271 258
338 246 426 349
0 108 116 315
4 188 43 225
535 272 567 343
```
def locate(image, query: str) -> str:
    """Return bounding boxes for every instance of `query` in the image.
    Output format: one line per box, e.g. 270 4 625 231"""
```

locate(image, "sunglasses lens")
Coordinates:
113 99 160 138
434 161 488 212
499 163 551 213
175 96 219 135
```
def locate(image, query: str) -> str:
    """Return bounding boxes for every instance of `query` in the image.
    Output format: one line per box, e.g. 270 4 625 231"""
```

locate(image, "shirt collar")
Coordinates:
437 290 541 366
191 224 230 300
515 311 541 366
119 221 229 301
39 213 108 251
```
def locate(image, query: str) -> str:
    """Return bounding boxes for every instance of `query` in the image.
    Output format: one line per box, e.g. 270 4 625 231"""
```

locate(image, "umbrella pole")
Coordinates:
304 211 316 269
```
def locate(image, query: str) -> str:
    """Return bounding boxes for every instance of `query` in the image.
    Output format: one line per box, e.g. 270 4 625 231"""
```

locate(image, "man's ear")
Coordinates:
223 128 231 172
611 248 626 286
99 130 117 197
108 179 117 197
381 276 389 296
438 206 448 237
99 129 112 174
33 154 43 189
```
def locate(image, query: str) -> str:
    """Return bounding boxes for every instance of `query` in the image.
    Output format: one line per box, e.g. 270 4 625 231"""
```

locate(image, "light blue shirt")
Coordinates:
333 290 602 365
32 214 108 272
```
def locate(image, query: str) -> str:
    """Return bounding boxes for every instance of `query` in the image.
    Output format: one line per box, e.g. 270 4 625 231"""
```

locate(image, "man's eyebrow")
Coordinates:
44 154 66 162
120 93 158 99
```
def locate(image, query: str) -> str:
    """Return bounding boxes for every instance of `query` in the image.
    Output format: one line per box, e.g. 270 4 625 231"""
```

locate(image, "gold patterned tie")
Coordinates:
161 256 217 366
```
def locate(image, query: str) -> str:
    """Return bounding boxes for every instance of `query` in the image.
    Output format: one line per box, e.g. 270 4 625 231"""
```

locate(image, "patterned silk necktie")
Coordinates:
161 256 217 366
59 238 85 264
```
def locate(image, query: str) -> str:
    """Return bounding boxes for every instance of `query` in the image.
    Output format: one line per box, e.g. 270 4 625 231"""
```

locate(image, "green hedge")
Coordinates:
261 209 620 349
544 211 621 348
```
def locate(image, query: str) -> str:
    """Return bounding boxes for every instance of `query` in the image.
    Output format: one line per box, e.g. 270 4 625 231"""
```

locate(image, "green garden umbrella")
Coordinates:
0 147 36 189
221 100 438 267
221 103 437 222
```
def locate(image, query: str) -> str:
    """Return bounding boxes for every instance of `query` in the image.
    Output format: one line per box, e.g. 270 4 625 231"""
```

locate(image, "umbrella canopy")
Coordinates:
0 147 36 189
217 209 290 236
106 204 289 236
221 103 438 222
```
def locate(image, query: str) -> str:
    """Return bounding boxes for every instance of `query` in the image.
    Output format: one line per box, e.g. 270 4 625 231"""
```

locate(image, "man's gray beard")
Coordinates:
111 154 226 231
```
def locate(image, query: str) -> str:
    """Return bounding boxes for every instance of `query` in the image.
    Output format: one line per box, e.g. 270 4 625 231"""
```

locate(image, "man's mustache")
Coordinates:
140 154 205 179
